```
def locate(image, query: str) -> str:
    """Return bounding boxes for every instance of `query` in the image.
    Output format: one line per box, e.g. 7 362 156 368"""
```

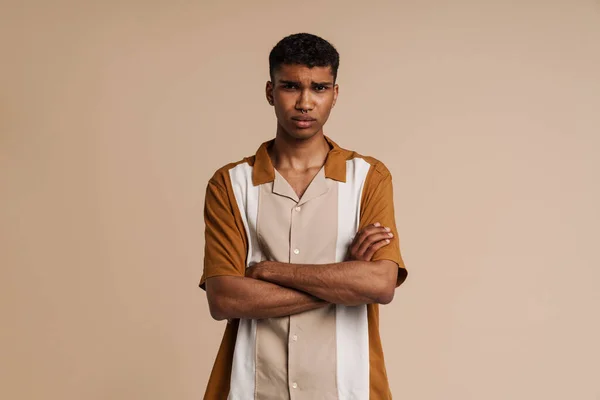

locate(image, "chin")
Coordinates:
285 127 321 140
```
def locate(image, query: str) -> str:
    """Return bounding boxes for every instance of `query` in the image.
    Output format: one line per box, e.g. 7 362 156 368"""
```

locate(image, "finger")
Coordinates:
362 238 391 261
356 230 394 257
350 225 376 254
352 225 387 248
355 223 384 243
353 227 389 258
350 223 389 256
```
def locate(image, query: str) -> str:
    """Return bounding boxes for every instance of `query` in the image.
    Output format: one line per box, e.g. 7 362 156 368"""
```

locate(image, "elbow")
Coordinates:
371 261 398 305
210 309 226 321
208 302 226 321
372 273 396 304
375 285 395 305
207 296 229 321
206 277 239 321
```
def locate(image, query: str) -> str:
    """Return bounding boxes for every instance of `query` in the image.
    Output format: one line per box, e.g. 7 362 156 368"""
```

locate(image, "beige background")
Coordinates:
2 0 599 399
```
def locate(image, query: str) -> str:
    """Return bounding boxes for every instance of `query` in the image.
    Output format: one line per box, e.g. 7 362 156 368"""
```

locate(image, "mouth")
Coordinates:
292 119 315 129
291 115 316 129
292 115 316 121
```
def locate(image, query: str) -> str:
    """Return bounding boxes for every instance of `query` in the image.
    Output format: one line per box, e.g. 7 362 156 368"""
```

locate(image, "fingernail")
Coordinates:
385 239 390 243
388 233 394 237
374 222 381 227
384 227 391 232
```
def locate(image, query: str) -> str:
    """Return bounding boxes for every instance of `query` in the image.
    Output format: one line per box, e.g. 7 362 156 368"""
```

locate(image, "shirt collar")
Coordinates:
252 135 347 186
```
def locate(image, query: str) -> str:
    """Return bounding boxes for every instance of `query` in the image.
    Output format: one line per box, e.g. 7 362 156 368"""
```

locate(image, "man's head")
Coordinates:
268 33 340 83
266 33 340 140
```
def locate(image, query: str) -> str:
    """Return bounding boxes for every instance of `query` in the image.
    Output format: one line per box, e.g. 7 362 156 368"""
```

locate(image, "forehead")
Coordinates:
274 64 334 83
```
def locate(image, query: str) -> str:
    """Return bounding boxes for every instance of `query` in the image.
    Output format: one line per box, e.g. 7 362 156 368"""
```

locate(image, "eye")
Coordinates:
314 85 329 92
282 83 298 90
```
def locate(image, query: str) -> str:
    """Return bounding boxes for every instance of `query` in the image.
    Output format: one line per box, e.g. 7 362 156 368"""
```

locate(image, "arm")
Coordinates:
247 259 398 306
247 159 409 308
210 222 396 318
200 178 327 321
207 222 395 320
206 275 327 321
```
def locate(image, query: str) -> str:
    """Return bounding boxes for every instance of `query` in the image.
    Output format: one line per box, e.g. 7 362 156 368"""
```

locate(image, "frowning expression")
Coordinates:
266 64 339 140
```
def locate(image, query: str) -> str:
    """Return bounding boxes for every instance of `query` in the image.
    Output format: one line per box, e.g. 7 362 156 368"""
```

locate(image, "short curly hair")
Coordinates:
269 33 340 82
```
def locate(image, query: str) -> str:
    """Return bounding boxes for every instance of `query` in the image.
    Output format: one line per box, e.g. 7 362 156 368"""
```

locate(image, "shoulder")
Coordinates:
359 154 392 179
340 144 392 182
207 156 256 191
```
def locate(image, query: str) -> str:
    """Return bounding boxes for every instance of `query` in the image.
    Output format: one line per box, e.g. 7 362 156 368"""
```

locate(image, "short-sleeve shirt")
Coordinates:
199 135 407 400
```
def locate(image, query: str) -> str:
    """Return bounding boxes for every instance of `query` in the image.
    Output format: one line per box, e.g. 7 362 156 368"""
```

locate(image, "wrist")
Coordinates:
256 260 276 281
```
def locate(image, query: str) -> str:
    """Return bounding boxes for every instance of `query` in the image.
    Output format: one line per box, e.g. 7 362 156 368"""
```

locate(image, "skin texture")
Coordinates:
206 64 398 321
348 223 395 262
246 260 399 307
266 64 338 142
206 275 327 321
265 64 339 198
207 225 395 320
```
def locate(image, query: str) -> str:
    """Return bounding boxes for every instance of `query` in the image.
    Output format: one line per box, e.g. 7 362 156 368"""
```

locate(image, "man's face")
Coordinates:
266 64 338 140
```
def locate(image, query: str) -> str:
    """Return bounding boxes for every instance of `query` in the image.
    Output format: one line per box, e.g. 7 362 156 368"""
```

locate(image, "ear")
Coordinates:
332 83 339 108
265 81 274 105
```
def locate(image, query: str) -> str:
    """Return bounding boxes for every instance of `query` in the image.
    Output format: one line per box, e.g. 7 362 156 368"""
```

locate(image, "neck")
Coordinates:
269 130 330 172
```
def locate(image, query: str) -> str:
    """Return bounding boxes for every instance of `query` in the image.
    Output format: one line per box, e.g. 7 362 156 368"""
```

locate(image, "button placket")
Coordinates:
290 203 302 261
289 316 300 398
289 203 304 398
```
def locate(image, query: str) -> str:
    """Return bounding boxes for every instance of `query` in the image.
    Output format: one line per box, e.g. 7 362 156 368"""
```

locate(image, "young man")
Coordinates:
199 33 408 400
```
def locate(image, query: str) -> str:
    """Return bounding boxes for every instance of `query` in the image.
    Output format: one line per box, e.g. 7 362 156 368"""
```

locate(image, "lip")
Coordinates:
292 115 316 121
291 115 316 128
292 119 315 129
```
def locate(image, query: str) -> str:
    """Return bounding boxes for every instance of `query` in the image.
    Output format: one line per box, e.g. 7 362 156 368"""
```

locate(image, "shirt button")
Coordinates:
292 335 298 341
295 206 301 212
293 248 300 255
292 382 298 389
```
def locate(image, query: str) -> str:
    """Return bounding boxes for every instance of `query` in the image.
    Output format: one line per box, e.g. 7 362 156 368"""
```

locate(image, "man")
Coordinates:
199 33 408 400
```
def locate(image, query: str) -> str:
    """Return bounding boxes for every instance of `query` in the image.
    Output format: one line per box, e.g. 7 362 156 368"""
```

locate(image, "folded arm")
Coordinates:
247 259 399 306
205 275 328 321
205 223 398 320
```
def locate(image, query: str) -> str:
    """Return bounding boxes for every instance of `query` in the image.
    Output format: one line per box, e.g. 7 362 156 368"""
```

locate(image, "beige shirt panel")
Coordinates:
254 167 339 400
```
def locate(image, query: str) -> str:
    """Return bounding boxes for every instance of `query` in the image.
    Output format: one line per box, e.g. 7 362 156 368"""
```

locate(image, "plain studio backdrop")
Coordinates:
1 0 599 399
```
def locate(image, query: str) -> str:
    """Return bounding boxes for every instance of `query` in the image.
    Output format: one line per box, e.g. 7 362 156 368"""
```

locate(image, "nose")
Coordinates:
295 88 313 112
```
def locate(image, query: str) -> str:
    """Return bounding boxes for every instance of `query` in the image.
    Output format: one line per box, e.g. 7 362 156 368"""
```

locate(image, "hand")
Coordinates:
245 260 275 280
347 222 393 261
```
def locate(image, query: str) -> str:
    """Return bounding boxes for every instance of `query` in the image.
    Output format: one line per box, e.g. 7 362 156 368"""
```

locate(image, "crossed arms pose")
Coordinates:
206 223 399 321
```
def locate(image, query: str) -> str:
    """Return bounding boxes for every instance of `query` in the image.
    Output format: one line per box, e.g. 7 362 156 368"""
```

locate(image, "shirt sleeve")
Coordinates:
198 178 248 291
359 163 408 287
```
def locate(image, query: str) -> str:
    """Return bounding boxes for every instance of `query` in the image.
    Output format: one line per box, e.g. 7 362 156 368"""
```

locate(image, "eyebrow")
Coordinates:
278 80 334 86
313 81 334 86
